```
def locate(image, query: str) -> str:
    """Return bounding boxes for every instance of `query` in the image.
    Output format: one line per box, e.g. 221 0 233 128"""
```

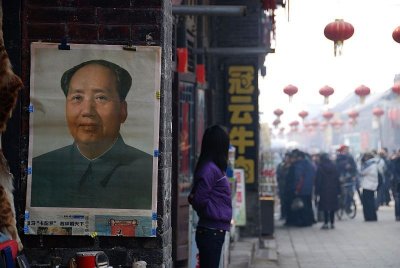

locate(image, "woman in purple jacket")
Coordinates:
188 125 232 268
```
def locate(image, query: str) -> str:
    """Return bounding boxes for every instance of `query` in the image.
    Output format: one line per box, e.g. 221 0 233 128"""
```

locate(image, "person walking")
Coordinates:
390 150 400 221
359 152 379 221
188 125 232 268
289 149 316 227
276 152 292 220
315 153 341 229
335 145 357 212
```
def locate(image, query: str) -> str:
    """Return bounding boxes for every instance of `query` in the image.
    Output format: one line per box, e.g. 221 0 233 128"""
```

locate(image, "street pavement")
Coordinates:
230 205 400 268
270 205 400 268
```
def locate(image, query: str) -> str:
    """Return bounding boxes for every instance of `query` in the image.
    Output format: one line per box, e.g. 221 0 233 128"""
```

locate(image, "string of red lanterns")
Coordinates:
278 22 400 126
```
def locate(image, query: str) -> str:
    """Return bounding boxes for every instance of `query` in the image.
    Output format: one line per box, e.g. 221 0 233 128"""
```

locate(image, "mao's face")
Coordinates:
66 64 127 148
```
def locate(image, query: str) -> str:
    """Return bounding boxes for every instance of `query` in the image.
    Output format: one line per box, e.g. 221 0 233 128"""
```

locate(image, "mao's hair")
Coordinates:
60 59 132 100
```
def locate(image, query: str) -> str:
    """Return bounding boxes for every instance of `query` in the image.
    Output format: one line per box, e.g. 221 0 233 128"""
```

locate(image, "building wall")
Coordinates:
210 0 263 237
2 0 173 266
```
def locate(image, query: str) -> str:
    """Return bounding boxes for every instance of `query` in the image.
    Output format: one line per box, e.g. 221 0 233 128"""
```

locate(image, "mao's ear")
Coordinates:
120 101 128 123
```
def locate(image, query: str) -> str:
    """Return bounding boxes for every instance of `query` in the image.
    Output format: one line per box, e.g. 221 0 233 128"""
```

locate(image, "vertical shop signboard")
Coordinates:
226 65 258 185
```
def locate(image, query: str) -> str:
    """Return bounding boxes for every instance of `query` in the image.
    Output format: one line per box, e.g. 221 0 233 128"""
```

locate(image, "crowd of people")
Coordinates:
276 145 400 229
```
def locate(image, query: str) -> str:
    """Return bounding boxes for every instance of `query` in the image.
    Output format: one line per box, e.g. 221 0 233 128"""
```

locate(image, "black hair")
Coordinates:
291 149 305 159
195 125 230 174
60 59 132 100
319 153 331 163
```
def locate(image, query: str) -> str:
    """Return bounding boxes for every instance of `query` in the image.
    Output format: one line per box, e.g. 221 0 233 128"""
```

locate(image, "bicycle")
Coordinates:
336 181 357 220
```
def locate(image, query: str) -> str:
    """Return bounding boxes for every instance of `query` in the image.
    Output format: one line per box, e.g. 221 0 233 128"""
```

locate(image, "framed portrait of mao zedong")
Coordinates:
25 43 161 237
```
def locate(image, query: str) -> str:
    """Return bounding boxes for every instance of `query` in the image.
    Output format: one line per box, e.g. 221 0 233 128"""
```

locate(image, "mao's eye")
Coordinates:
95 95 109 102
70 95 83 102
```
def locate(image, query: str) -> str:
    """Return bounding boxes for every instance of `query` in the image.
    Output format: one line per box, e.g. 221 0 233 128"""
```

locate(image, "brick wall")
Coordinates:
3 0 173 266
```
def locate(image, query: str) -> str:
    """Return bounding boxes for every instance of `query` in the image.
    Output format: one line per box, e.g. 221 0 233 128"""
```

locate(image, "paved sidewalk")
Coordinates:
230 206 400 268
273 206 400 268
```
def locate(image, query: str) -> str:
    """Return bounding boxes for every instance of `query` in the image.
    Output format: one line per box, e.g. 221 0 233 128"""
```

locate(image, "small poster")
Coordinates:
25 43 161 237
234 168 247 226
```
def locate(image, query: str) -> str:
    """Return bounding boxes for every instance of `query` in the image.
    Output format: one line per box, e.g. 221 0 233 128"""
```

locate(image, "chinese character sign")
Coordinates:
227 65 258 184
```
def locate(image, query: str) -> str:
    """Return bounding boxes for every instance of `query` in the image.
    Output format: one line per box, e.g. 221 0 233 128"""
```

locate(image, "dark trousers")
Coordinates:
392 186 400 219
195 226 226 268
362 189 377 221
292 195 315 227
323 210 335 225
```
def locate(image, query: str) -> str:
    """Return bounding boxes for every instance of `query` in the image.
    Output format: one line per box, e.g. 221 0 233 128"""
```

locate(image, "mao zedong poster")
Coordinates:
25 43 161 237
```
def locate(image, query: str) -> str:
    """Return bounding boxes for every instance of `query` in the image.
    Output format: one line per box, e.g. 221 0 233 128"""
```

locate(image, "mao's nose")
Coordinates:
81 97 96 115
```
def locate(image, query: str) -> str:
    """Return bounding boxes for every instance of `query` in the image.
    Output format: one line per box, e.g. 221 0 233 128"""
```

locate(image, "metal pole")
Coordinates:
193 47 275 55
172 5 247 16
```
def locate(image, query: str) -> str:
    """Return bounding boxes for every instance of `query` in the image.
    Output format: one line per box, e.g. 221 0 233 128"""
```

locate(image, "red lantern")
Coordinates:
324 19 354 56
273 108 284 118
347 110 359 125
322 111 334 121
348 119 356 127
355 85 370 104
348 110 359 120
392 26 400 43
392 83 400 95
177 48 188 73
196 64 206 84
388 108 400 127
372 107 384 117
283 84 298 102
272 118 281 128
262 0 276 10
331 119 343 128
289 120 299 128
310 120 319 128
319 85 334 104
298 110 309 120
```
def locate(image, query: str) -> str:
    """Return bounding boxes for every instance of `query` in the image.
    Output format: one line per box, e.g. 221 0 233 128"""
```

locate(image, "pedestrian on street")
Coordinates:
188 125 232 268
288 149 316 227
390 149 400 221
335 145 358 212
359 152 379 221
276 152 292 220
375 148 392 210
315 153 341 229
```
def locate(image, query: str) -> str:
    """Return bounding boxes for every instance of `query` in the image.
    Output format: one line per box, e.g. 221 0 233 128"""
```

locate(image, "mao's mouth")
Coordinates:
79 123 98 131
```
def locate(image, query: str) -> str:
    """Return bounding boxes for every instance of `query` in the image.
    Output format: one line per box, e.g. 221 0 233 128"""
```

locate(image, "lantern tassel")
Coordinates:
289 95 293 103
324 96 329 104
334 41 344 57
360 96 366 104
